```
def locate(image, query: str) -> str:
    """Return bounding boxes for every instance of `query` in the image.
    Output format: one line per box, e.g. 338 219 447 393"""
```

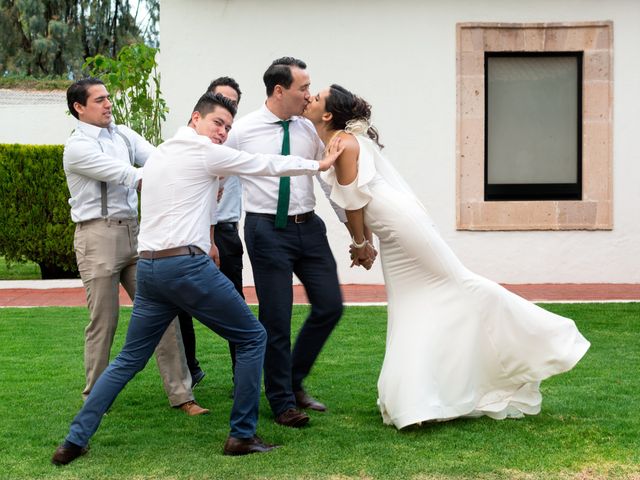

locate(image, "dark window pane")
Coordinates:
485 52 582 201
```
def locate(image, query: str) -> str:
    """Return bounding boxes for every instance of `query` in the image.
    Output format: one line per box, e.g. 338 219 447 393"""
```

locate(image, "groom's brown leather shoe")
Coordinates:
295 389 327 412
51 443 89 466
275 408 310 428
223 435 279 456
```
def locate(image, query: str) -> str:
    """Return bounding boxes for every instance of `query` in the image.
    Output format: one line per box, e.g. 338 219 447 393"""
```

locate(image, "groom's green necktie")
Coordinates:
275 120 290 229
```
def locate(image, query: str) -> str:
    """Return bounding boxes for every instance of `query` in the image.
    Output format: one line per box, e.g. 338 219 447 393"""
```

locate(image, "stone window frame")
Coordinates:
456 21 613 230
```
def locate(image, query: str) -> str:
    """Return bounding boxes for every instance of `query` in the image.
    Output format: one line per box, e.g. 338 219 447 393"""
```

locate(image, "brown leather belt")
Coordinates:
246 211 314 224
139 245 205 260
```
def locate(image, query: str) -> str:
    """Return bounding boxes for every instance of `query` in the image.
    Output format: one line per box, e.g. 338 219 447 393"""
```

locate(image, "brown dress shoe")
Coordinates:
294 390 327 412
178 400 210 416
275 408 310 428
51 443 89 466
223 435 279 456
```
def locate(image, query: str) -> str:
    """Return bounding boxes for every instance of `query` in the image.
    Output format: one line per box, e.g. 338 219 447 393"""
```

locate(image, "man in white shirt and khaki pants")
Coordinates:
62 78 207 416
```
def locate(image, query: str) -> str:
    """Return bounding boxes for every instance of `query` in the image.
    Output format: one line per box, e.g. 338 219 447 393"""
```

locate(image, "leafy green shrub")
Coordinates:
83 43 168 145
0 144 77 279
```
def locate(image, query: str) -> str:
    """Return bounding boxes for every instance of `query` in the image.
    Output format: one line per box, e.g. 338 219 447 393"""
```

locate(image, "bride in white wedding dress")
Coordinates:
303 84 590 429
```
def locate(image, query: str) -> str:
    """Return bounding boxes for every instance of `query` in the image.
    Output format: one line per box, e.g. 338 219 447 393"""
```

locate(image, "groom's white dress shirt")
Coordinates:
226 104 346 222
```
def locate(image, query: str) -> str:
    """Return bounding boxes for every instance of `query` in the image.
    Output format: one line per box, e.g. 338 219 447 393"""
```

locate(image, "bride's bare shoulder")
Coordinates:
338 131 361 153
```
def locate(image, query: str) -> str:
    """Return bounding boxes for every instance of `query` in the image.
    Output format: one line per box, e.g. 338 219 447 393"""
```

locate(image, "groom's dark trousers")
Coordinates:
244 211 343 417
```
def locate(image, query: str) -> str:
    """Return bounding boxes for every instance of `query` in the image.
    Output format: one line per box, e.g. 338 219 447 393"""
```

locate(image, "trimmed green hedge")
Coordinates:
0 144 78 279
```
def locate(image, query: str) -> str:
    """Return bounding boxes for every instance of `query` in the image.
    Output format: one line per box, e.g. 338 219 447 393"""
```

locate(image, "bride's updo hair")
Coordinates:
326 84 384 149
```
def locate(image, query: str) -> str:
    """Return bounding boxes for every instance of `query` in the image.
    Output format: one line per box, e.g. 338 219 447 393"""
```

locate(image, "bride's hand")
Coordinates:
349 243 376 270
318 136 345 171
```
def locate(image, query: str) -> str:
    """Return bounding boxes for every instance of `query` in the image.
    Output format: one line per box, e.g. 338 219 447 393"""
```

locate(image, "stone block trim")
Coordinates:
456 21 613 230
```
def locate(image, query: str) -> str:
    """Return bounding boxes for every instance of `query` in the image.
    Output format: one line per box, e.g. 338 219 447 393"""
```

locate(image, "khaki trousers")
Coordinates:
74 218 193 406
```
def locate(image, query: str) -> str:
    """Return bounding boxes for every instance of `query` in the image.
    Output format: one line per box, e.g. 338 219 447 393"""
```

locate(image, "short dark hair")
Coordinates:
207 76 242 104
263 57 307 97
67 77 105 119
192 92 237 118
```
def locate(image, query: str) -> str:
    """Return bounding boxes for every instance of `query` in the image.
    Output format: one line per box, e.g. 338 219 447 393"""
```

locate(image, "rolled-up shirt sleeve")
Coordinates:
64 136 141 189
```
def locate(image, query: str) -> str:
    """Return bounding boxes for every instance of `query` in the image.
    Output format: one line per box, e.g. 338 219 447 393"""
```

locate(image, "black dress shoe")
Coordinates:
223 435 279 456
51 443 89 466
191 369 206 388
295 389 327 412
275 408 310 428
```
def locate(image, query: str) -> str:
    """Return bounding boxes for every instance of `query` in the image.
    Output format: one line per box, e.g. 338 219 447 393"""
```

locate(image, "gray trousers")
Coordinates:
74 218 193 406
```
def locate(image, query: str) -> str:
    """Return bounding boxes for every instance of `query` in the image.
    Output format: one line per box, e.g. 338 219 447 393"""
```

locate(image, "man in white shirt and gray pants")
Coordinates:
52 92 343 464
62 78 206 416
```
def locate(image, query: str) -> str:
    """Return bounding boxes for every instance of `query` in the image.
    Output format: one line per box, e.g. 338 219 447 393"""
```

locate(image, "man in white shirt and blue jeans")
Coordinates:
62 78 206 415
51 92 344 464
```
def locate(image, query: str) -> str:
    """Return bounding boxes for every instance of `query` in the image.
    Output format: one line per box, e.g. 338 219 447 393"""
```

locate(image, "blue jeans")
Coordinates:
66 253 266 446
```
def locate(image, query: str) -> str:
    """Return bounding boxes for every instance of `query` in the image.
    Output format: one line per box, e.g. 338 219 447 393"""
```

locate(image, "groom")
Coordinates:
226 57 349 428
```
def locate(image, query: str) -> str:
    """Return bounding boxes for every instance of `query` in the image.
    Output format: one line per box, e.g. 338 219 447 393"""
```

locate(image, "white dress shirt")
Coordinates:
227 103 346 222
63 121 154 223
138 126 322 254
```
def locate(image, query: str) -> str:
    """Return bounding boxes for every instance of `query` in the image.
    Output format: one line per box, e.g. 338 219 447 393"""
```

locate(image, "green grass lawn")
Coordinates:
0 257 41 280
0 304 638 479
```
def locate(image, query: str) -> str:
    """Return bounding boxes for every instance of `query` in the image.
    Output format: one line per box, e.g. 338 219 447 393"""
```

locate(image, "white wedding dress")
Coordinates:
322 132 590 429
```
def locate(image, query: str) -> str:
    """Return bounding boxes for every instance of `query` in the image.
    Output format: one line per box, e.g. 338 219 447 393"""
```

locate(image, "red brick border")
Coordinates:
1 284 639 307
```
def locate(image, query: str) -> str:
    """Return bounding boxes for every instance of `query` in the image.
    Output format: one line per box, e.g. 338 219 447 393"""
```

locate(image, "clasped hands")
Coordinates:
349 241 378 270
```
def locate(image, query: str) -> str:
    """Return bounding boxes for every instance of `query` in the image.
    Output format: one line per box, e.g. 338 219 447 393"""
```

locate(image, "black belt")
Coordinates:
246 211 314 224
78 217 137 227
216 221 239 231
139 245 205 260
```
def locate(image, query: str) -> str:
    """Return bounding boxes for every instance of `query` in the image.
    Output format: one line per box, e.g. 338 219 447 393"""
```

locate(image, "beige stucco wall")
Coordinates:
157 0 638 284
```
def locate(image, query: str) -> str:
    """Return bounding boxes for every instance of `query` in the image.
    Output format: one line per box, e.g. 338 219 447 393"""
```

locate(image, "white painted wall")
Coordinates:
0 91 76 144
156 0 639 285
